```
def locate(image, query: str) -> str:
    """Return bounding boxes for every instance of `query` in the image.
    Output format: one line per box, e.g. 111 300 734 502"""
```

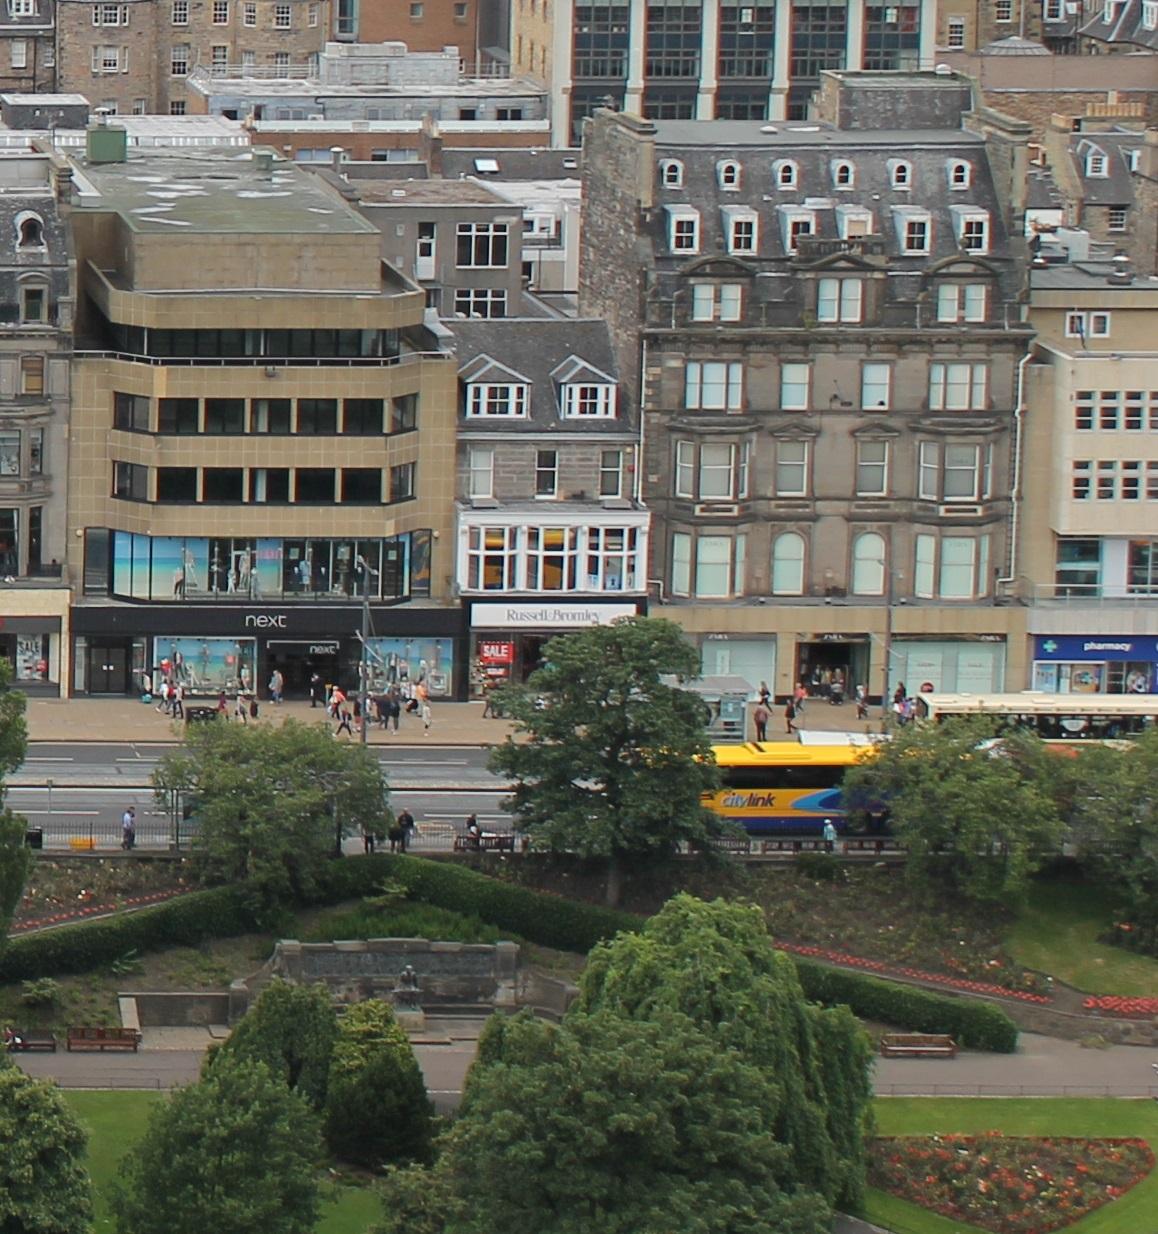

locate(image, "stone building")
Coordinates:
333 0 489 71
55 0 329 117
0 143 72 693
64 134 461 698
579 69 1036 700
511 0 938 145
0 0 57 96
447 316 648 687
1079 0 1158 52
1019 252 1158 694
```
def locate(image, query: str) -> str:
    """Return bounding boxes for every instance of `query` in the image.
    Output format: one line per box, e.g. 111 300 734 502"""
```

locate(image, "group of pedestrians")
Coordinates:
153 680 186 720
362 807 415 854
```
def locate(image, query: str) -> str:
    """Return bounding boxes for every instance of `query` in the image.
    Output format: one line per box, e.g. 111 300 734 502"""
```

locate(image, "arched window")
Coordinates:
716 159 741 189
947 159 971 189
851 532 886 595
659 159 684 188
773 159 798 189
831 159 854 188
771 532 805 595
888 159 912 189
16 214 44 248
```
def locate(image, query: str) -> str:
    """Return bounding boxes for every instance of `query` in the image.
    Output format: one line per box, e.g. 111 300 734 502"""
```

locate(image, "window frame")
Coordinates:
774 439 809 497
855 439 889 497
684 360 744 411
465 382 529 418
816 276 863 323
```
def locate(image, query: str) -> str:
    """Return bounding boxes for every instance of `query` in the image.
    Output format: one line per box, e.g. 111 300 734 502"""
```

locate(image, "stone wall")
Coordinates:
128 990 232 1027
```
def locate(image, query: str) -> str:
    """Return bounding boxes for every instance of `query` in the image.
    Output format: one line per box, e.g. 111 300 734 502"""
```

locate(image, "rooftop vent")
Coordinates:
1107 253 1135 285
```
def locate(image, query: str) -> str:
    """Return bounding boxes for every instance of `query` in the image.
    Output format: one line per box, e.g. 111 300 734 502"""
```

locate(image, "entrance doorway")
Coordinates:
795 639 869 703
88 639 132 694
265 640 342 698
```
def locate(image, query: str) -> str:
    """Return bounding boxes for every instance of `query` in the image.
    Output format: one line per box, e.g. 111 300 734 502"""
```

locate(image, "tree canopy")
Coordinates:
153 719 388 919
207 979 338 1110
841 717 1066 904
113 1056 322 1234
0 1062 93 1234
488 617 722 905
0 660 30 947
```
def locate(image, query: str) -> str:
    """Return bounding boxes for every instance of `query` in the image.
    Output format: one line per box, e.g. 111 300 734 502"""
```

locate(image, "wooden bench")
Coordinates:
880 1033 957 1059
67 1026 141 1052
5 1030 57 1052
453 833 516 853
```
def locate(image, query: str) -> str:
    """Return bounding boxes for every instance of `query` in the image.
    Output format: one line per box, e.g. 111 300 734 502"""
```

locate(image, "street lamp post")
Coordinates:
881 563 894 720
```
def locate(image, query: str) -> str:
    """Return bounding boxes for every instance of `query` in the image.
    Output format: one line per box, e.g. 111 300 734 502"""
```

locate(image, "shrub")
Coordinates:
304 902 501 946
19 977 61 1006
794 958 1019 1052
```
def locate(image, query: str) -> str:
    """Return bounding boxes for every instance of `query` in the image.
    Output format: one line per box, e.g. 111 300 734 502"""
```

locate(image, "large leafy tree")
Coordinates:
378 1009 830 1234
0 660 30 947
324 999 433 1167
0 1062 93 1234
206 979 338 1109
154 719 388 920
841 717 1066 904
113 1056 322 1234
489 617 722 905
576 894 873 1208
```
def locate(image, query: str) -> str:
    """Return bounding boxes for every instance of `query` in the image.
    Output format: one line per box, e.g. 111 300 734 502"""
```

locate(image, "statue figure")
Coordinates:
393 964 422 1009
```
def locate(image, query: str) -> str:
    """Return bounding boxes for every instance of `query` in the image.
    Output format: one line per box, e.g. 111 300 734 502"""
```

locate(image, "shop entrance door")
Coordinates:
266 641 342 698
88 639 131 695
795 639 869 703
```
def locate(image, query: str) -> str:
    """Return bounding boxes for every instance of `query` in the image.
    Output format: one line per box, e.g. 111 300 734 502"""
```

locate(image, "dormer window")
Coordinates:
721 204 758 254
562 383 616 418
773 159 798 189
893 206 931 254
947 160 971 189
665 205 700 254
779 205 814 253
831 159 855 189
888 158 912 189
836 205 873 239
659 158 684 188
1127 149 1140 172
1085 150 1108 178
466 382 529 417
16 213 44 248
950 205 989 254
716 159 741 190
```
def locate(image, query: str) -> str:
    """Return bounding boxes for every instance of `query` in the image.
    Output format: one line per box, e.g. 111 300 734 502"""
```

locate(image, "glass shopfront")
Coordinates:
891 638 1006 695
1032 635 1158 695
362 636 455 699
153 637 257 695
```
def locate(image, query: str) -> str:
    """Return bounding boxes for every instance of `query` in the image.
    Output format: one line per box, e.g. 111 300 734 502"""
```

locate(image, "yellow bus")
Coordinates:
706 741 870 835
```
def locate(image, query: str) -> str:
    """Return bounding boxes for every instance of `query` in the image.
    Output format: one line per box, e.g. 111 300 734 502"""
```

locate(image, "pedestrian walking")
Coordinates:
784 699 797 734
753 702 770 742
309 672 323 709
362 823 376 854
822 818 837 852
794 682 807 714
386 690 401 733
172 682 184 720
216 690 228 715
335 708 354 739
396 807 415 852
387 819 404 853
758 681 772 707
234 693 248 724
854 683 868 721
121 806 136 851
421 700 432 736
268 669 284 704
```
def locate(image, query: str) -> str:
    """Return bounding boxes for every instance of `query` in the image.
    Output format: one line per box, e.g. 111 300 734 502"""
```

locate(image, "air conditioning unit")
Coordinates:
693 502 739 517
938 503 983 516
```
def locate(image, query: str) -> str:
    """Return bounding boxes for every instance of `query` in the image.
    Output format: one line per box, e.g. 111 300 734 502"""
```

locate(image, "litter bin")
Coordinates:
185 706 218 724
24 827 43 849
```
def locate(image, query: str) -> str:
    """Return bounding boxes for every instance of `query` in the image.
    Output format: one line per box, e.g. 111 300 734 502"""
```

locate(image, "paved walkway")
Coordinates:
24 696 881 747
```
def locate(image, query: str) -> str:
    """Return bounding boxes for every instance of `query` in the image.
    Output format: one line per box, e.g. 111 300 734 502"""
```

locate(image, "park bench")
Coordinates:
67 1026 141 1052
879 1033 957 1059
453 833 516 853
5 1030 57 1052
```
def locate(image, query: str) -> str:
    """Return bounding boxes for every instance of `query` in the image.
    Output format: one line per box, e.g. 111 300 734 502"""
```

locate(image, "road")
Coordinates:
10 741 511 852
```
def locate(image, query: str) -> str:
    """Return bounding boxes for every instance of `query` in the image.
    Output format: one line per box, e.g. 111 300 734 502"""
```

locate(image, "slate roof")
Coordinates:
448 317 635 435
1069 130 1141 206
1080 0 1158 50
440 147 582 180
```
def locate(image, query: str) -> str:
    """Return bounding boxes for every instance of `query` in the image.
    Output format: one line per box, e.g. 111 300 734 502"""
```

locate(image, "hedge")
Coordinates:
0 885 256 984
794 959 1019 1053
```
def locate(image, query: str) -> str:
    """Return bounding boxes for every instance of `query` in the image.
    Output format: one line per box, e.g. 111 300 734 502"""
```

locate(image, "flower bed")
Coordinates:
1081 995 1158 1019
776 941 1053 1004
869 1133 1155 1234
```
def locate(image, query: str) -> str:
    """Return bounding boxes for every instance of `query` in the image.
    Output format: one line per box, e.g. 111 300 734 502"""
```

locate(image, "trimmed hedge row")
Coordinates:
794 959 1019 1053
0 885 256 984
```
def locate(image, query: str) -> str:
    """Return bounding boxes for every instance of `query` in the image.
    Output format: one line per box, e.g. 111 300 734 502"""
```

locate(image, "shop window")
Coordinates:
341 468 382 503
391 394 418 432
295 468 336 503
389 462 415 502
20 355 44 395
0 432 19 476
0 508 17 575
297 399 338 434
202 468 243 502
250 398 290 433
113 392 150 432
586 526 638 591
115 461 149 500
771 532 805 595
159 398 199 434
247 468 290 503
527 527 579 590
343 399 384 435
851 532 886 595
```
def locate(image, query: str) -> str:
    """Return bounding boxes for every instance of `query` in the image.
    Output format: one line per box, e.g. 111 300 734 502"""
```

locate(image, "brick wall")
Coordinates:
357 0 480 67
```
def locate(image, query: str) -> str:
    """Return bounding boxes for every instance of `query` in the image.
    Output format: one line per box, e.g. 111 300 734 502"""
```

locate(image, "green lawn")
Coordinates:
864 1098 1158 1234
64 1091 380 1234
1006 880 1158 996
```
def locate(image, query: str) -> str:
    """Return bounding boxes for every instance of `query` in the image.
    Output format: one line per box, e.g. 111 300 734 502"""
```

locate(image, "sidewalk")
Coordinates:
24 695 883 747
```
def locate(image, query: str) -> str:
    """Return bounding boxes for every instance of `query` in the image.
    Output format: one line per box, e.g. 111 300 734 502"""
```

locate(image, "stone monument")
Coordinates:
391 963 425 1031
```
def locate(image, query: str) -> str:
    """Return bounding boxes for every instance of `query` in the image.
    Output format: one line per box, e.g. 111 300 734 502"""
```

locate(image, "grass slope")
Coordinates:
865 1098 1158 1234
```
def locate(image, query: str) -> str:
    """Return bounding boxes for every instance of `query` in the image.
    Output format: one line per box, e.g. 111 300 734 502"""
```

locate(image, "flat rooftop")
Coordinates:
651 119 983 148
69 146 375 236
352 177 506 205
1031 261 1158 292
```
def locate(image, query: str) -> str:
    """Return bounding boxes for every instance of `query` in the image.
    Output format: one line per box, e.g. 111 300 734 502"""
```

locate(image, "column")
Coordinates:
551 0 575 146
845 0 866 70
769 0 791 120
917 0 937 69
697 0 720 118
625 0 648 116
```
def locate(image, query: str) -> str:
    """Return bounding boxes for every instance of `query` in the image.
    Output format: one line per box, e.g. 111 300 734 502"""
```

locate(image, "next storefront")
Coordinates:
71 604 465 700
467 599 645 693
1032 635 1158 695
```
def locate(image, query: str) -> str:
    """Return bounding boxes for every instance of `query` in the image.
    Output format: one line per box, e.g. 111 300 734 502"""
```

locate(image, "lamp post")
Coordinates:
881 562 894 721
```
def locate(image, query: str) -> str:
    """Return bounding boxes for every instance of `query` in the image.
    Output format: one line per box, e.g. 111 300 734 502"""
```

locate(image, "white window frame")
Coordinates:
915 534 936 598
851 532 886 596
780 208 815 254
723 206 758 255
888 159 912 189
10 38 26 68
685 360 743 411
780 362 810 411
946 16 965 46
947 160 971 190
951 206 990 254
274 2 292 26
535 449 558 498
994 0 1013 22
929 362 988 411
717 159 741 190
937 282 988 323
691 283 743 323
943 444 981 501
466 383 529 418
1107 206 1127 233
243 0 256 23
212 0 229 22
817 276 863 323
453 288 508 318
855 440 889 497
599 448 624 498
1144 0 1158 29
92 3 129 25
940 536 979 599
671 531 691 596
674 442 747 502
1044 0 1064 19
468 446 494 499
918 442 940 500
1085 151 1107 178
860 363 891 411
894 207 931 254
774 440 809 497
456 221 509 269
836 206 873 240
771 532 805 595
773 158 798 189
666 206 700 255
170 43 190 75
562 383 616 418
308 1 320 25
659 159 683 187
91 44 125 73
9 0 36 14
171 0 188 21
831 159 855 189
1065 310 1111 340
